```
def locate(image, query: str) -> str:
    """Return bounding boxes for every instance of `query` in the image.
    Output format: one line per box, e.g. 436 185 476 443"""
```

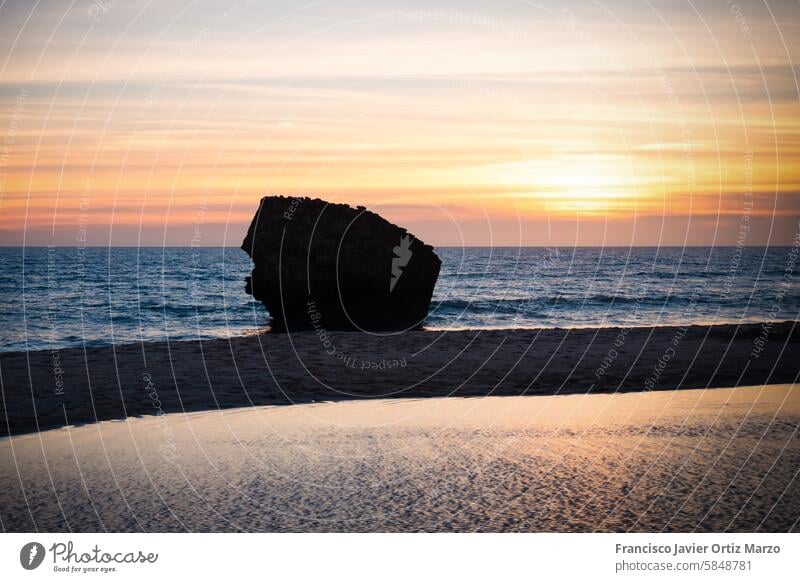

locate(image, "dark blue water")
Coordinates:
0 247 797 352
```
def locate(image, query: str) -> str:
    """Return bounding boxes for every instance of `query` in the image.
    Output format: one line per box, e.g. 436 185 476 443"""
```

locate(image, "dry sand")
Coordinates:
1 322 797 436
1 384 798 532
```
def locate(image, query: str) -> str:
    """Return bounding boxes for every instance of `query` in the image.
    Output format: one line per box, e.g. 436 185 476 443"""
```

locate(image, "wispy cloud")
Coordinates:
1 0 798 245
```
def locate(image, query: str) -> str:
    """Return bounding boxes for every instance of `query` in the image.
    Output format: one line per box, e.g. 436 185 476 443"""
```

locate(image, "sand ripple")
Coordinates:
1 385 798 532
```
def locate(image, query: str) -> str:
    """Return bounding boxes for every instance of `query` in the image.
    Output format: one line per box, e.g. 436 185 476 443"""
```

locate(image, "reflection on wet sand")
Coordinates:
1 384 797 532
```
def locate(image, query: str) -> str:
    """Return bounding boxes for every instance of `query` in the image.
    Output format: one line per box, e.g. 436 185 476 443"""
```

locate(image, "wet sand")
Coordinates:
1 384 798 532
1 322 798 436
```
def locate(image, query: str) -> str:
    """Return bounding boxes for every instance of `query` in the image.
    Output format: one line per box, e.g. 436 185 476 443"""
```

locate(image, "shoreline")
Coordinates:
4 318 799 355
423 318 799 333
1 321 798 437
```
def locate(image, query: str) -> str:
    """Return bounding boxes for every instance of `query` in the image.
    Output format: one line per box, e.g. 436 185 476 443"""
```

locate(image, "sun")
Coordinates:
490 155 639 216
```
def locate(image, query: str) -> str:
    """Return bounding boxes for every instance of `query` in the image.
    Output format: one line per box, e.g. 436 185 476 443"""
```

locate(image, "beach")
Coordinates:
3 320 798 532
1 322 797 437
1 384 797 532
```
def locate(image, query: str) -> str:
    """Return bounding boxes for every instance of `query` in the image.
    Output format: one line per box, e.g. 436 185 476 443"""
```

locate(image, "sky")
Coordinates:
0 0 798 246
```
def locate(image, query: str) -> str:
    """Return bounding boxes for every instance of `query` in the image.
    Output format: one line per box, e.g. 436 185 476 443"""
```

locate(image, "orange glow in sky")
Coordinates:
1 0 798 246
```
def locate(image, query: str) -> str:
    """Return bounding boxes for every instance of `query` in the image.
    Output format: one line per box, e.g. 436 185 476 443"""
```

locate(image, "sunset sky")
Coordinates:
1 0 798 246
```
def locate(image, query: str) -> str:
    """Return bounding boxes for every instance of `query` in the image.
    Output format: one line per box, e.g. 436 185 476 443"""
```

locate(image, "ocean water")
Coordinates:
0 246 797 352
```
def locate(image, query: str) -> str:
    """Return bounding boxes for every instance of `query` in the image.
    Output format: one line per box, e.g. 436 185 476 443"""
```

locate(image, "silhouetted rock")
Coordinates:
242 196 441 331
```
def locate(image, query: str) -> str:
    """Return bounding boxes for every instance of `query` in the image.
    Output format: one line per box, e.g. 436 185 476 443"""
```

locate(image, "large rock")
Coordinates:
242 196 441 331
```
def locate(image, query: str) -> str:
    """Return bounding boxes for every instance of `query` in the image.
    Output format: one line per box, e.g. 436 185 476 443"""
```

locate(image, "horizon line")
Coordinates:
1 245 795 249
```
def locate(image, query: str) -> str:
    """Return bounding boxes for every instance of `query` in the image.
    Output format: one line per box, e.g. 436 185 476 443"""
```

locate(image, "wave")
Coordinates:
2 247 797 351
433 292 723 312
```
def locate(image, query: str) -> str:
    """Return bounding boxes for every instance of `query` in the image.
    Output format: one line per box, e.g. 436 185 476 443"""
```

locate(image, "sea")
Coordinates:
0 246 797 352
